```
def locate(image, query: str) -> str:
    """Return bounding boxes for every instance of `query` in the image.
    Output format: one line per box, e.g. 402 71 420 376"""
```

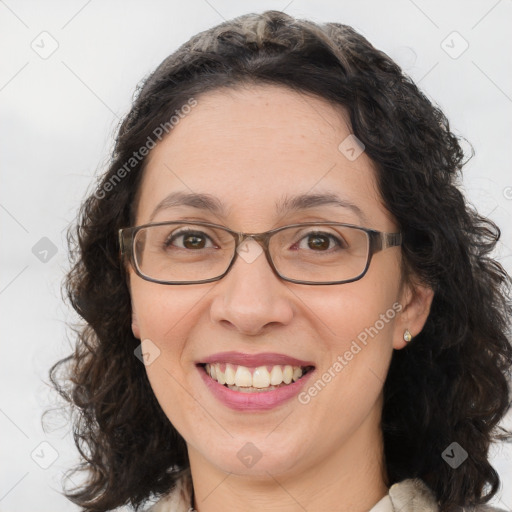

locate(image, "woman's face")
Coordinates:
129 84 428 480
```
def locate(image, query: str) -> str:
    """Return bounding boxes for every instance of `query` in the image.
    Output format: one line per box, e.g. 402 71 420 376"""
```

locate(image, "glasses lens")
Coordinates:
270 224 370 283
133 223 235 282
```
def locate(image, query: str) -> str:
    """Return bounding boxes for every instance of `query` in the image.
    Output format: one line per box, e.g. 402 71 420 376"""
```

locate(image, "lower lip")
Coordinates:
198 366 315 411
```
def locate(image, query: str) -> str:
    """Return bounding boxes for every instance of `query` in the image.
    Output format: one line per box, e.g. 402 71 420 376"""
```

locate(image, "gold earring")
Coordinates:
403 329 412 343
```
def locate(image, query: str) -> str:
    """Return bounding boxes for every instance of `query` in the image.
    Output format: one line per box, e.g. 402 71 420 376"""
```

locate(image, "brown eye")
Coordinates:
306 234 332 251
295 231 345 252
166 230 214 250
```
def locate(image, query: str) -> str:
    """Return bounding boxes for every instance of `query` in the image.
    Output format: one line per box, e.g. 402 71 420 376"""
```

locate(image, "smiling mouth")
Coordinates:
200 363 315 393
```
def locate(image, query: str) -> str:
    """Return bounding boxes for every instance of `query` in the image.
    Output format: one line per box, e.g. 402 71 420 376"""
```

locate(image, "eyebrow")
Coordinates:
148 191 367 223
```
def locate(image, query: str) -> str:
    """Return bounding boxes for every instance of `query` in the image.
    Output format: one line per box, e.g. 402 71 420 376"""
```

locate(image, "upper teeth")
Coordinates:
205 363 305 388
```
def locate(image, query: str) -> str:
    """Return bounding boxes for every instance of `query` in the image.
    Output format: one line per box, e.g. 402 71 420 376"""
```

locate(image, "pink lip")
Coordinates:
198 365 315 411
199 351 315 368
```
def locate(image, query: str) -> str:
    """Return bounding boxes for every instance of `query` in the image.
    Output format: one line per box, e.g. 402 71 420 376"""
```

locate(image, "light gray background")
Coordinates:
1 1 511 511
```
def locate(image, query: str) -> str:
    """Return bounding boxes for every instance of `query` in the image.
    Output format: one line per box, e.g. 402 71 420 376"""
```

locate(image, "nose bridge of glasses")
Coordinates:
231 231 274 271
237 231 269 247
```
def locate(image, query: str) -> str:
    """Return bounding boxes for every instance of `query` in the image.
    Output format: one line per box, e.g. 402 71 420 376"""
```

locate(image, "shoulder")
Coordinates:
146 468 193 512
465 507 508 511
388 478 439 510
388 479 507 512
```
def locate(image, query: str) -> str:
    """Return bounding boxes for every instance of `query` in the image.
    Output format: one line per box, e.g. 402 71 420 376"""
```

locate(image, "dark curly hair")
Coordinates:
50 10 512 512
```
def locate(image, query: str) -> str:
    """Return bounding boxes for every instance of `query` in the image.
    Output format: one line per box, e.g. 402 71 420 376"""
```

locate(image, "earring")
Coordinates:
403 329 412 343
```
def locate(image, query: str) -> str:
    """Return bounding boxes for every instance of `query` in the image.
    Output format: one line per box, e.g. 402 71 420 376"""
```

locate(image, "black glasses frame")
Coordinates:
119 220 402 286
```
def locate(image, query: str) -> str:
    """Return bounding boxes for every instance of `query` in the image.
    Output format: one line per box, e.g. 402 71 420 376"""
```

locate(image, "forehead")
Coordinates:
135 84 393 230
146 83 350 167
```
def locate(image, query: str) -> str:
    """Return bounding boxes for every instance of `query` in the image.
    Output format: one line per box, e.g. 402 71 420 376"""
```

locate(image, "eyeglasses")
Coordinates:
119 220 402 285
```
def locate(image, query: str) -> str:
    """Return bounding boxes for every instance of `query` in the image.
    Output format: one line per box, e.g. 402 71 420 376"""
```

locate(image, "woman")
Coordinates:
51 10 512 512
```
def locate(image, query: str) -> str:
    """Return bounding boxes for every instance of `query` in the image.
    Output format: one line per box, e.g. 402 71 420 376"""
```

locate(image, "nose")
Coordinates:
209 238 294 336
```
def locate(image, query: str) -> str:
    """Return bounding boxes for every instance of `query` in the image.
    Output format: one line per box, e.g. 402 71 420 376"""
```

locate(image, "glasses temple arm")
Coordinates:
369 231 402 253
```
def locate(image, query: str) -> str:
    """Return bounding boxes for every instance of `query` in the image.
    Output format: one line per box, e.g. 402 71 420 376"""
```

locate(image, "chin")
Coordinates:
193 436 307 478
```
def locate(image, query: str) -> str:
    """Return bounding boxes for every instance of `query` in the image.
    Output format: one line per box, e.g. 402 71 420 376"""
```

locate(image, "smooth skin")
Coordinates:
129 84 434 512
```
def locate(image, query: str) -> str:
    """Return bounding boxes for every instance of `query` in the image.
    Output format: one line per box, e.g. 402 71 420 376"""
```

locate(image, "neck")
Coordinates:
187 405 388 512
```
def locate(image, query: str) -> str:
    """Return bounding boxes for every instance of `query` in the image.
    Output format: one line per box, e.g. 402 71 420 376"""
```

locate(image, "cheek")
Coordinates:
129 280 209 393
309 287 399 392
342 253 402 338
130 282 211 433
294 285 400 431
130 279 208 340
295 257 402 402
299 265 401 352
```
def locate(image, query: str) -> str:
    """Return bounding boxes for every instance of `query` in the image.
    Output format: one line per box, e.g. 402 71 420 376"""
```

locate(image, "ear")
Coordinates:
393 278 434 350
131 303 141 340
